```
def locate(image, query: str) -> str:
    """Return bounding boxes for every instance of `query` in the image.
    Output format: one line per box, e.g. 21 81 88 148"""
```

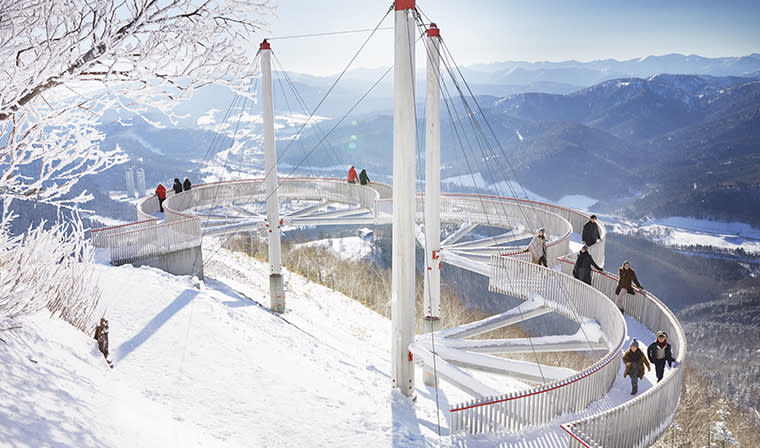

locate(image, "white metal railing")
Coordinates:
91 218 158 248
159 178 382 221
106 217 202 265
557 258 686 448
447 256 626 434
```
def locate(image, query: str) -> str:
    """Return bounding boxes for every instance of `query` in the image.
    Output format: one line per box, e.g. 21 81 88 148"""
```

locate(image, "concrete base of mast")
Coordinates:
270 273 285 313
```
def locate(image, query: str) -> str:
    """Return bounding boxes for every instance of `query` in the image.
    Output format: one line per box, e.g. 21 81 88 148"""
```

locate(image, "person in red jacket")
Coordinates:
155 183 167 212
347 165 358 184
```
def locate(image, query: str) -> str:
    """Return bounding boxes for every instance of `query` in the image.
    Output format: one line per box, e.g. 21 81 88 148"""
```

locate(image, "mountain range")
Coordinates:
69 53 760 228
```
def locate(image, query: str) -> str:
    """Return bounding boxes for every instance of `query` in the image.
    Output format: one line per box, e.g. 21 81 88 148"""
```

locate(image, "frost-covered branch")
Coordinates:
0 0 273 206
0 207 102 333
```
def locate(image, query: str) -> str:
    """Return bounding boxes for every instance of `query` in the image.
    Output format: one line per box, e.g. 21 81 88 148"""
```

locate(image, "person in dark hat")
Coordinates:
647 331 676 382
172 178 183 194
623 338 650 395
573 245 603 285
183 177 192 191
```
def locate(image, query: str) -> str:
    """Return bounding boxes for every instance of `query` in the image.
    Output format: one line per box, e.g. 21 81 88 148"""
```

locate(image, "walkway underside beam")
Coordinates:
438 299 552 339
435 346 577 383
437 337 607 354
411 346 499 398
440 251 491 277
286 199 329 217
445 230 531 249
303 207 369 219
446 246 528 256
284 216 377 227
440 222 477 246
225 205 258 217
202 220 265 236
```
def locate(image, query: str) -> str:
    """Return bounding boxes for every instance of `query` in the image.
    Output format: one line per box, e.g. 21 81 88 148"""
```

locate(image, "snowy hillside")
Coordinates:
0 241 454 448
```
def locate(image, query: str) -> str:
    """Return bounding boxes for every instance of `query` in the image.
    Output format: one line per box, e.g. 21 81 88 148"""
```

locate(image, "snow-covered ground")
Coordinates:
1 235 667 447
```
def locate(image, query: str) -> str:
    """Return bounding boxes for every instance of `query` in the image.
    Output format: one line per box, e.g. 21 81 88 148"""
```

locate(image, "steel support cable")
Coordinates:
189 10 394 277
258 5 394 186
426 31 599 355
193 53 262 181
416 6 531 207
435 43 534 233
267 26 393 41
439 39 532 202
413 14 547 386
409 11 442 438
271 53 344 171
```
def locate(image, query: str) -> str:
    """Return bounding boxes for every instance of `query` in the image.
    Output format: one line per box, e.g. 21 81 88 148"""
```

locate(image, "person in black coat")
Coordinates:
582 215 601 247
359 169 370 185
647 331 676 382
183 177 192 191
572 245 602 285
172 178 183 194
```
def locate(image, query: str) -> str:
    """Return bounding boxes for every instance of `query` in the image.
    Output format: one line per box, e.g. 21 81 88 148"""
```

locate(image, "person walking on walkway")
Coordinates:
623 338 650 395
582 214 601 247
183 177 192 191
172 178 183 194
647 331 676 383
573 245 602 285
155 183 167 213
347 165 358 184
526 228 548 267
359 168 370 185
616 260 643 313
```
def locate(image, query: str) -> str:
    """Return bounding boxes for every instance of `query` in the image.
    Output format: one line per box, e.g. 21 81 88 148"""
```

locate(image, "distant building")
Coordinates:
126 168 136 198
135 168 146 197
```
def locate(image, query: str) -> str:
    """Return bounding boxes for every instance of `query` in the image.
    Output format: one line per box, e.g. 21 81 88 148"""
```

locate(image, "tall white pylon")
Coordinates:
391 0 417 397
260 39 285 313
423 23 442 387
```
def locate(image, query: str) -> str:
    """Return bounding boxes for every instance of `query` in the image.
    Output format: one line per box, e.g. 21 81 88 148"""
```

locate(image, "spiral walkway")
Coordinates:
91 177 685 447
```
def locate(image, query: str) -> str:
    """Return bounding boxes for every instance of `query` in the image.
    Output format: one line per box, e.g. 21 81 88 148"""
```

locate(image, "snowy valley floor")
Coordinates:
0 241 666 447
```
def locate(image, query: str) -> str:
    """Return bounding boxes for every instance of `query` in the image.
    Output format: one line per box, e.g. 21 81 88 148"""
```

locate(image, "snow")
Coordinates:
1 232 672 447
607 215 760 254
1 241 449 447
298 235 375 262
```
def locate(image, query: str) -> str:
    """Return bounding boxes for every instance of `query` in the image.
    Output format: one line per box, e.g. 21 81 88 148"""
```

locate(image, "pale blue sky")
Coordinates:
258 0 760 75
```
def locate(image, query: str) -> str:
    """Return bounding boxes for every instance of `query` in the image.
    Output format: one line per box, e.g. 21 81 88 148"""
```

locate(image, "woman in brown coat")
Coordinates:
623 338 650 395
616 260 643 313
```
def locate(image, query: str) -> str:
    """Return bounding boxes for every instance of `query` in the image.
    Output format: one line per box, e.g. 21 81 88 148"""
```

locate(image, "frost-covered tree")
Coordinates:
0 0 272 331
1 0 272 205
707 399 740 448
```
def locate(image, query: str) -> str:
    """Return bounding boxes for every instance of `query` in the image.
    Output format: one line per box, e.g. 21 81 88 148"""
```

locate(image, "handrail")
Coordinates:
447 256 626 434
557 258 686 447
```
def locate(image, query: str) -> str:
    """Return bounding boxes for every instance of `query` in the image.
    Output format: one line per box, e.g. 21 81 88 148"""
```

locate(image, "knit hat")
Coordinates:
630 338 639 348
581 245 588 251
538 227 545 233
656 331 667 339
623 260 630 266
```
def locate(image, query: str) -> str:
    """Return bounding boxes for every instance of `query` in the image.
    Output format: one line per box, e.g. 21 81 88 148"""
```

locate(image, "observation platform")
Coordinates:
91 177 685 447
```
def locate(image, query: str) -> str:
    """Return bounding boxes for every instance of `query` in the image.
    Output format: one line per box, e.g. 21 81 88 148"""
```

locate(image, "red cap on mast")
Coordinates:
259 39 271 50
426 23 440 37
395 0 415 10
